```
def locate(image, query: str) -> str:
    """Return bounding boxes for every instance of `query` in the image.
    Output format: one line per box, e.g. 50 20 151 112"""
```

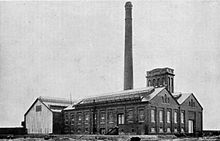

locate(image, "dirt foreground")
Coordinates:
1 135 220 141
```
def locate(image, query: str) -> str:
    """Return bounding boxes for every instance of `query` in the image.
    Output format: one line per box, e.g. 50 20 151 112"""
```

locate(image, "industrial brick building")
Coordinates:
24 1 203 135
63 68 202 135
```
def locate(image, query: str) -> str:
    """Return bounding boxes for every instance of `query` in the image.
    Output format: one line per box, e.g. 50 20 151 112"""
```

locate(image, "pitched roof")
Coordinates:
173 92 192 104
142 87 165 102
64 87 166 111
25 96 73 115
38 96 73 112
78 87 154 104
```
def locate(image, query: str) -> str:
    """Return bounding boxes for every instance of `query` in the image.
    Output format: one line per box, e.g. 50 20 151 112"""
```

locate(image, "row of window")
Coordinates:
148 78 165 87
65 109 185 126
162 94 170 103
151 109 185 124
148 77 173 87
150 127 185 133
148 77 174 92
65 108 145 126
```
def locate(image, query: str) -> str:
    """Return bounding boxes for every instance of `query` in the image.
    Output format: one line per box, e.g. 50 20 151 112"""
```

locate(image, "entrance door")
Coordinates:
188 120 194 133
117 113 124 125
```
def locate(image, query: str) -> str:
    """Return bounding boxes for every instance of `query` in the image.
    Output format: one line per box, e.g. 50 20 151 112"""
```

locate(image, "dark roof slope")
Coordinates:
64 87 166 110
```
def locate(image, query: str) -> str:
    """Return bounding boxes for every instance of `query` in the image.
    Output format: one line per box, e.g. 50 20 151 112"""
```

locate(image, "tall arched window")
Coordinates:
153 79 156 87
171 78 174 92
157 78 160 86
162 77 165 85
148 80 151 86
165 94 167 103
168 77 170 91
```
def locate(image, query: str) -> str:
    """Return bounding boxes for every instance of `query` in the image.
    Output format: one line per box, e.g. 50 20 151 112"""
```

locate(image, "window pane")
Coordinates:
174 112 177 123
181 112 184 124
151 109 155 123
108 111 114 123
122 114 124 124
167 128 171 133
127 110 133 122
71 114 74 125
159 111 163 123
151 128 155 133
118 114 124 125
167 111 170 123
36 105 42 112
138 109 144 122
100 112 105 124
85 113 89 124
77 113 82 125
159 127 163 133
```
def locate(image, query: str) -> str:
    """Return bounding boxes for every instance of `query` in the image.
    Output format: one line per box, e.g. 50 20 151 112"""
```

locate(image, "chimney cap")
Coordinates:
125 1 132 8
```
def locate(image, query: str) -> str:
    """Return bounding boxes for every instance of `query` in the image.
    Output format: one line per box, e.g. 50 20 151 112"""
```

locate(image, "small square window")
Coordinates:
151 128 155 133
181 128 184 133
36 105 42 112
159 128 163 133
174 128 178 133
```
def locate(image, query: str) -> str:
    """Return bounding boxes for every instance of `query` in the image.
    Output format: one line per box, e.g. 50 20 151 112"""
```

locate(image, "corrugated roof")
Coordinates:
63 87 166 111
79 87 154 104
80 87 166 104
38 96 73 112
39 96 72 104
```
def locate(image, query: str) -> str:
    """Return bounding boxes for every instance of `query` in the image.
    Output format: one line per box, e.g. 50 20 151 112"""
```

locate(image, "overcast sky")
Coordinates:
0 1 219 130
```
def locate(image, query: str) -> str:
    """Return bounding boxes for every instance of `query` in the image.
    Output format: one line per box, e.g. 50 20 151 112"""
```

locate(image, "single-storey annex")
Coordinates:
24 96 72 134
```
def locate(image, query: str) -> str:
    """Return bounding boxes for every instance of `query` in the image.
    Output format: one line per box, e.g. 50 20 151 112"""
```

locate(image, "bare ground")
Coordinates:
1 135 220 141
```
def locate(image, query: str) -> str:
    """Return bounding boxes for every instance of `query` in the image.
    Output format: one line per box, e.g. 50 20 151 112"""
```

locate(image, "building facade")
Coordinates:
24 96 72 134
62 67 203 135
174 93 203 134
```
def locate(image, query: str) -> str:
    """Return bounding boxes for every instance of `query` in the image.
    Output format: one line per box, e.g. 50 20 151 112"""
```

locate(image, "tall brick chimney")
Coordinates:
124 2 133 90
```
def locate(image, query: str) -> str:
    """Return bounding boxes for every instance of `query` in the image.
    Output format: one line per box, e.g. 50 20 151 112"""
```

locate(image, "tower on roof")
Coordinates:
146 68 175 93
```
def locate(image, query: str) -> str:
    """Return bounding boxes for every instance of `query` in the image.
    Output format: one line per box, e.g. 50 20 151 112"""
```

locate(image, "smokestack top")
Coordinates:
125 1 132 9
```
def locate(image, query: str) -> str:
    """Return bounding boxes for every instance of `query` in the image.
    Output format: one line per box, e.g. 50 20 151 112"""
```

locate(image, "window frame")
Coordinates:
100 111 106 125
138 108 145 122
108 110 114 124
174 111 178 124
167 111 171 123
117 113 125 125
127 109 134 123
151 109 155 123
181 111 184 124
36 105 42 112
159 110 163 123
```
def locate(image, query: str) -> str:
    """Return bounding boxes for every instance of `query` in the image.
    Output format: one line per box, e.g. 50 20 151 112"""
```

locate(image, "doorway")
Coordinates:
117 113 124 125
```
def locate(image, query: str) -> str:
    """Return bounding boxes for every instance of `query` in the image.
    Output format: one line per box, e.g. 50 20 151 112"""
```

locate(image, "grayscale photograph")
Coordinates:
0 1 219 140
